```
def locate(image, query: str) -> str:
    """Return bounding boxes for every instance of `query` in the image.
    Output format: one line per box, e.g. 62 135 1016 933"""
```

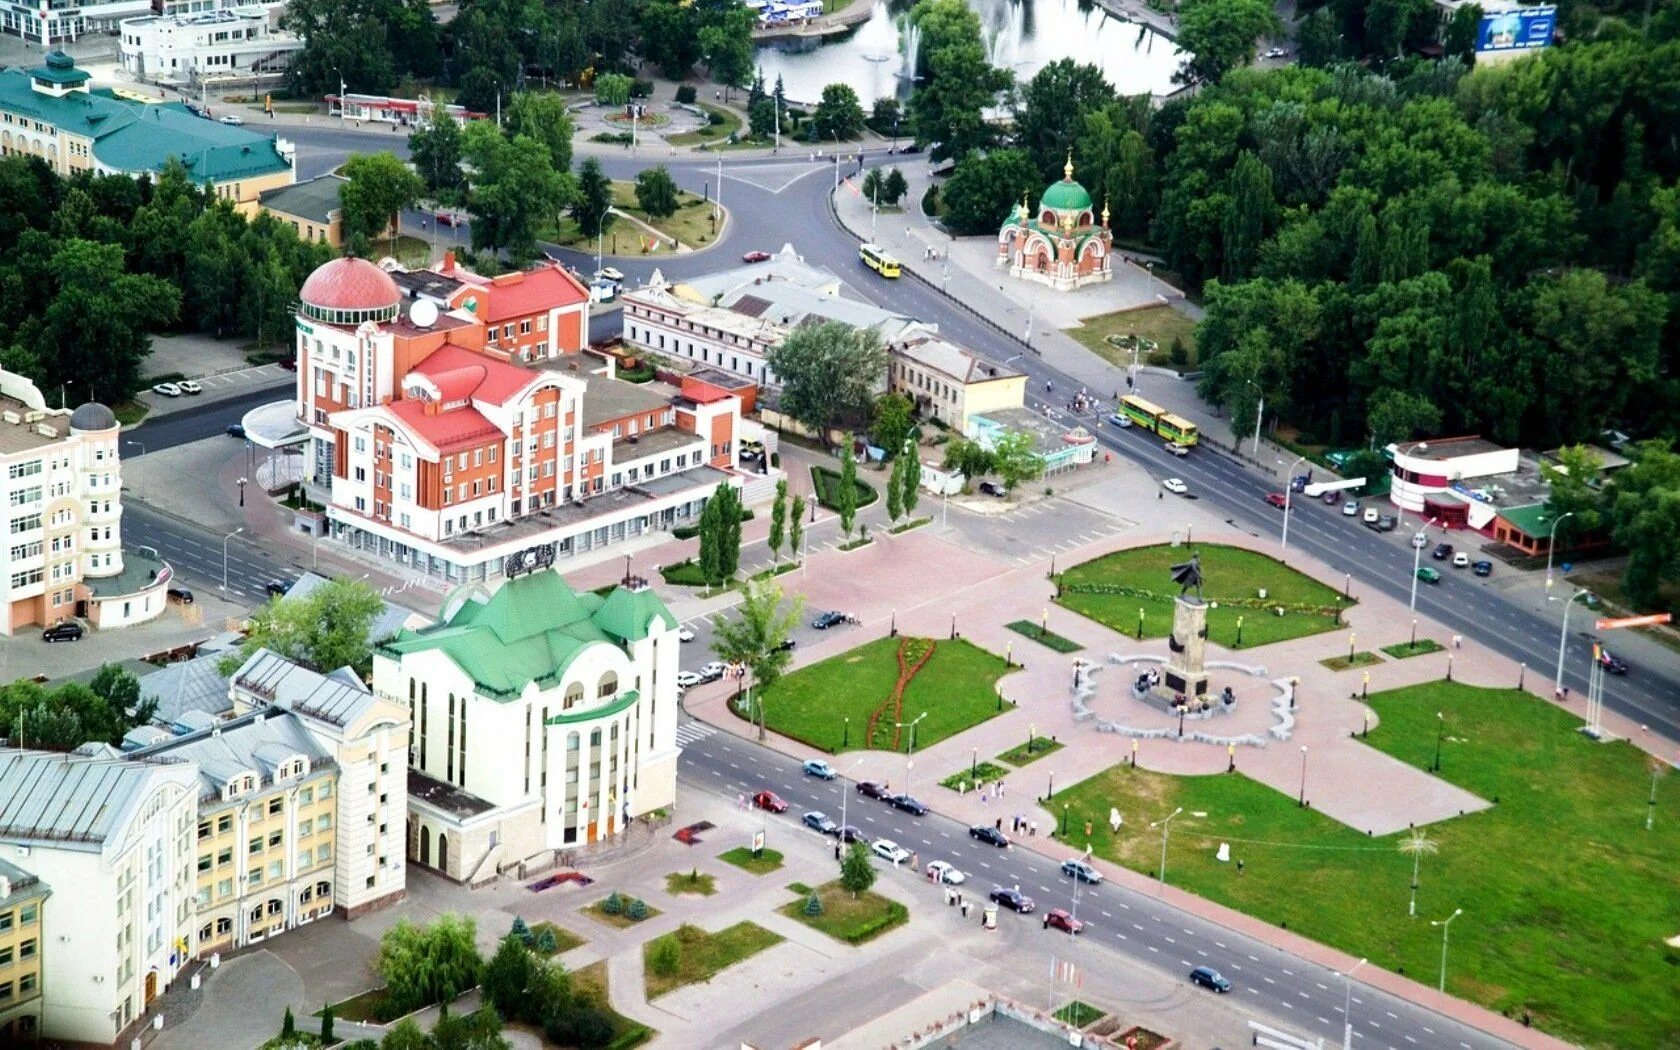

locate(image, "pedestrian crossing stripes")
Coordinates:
675 722 718 746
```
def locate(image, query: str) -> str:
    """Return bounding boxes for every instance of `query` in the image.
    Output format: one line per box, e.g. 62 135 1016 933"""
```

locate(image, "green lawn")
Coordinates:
1381 639 1445 659
317 986 390 1023
580 893 660 929
749 636 1013 754
1005 619 1083 653
540 180 719 252
718 846 784 875
1053 1000 1106 1027
665 870 718 896
1320 651 1382 671
1064 305 1199 371
643 922 783 998
779 880 909 945
1052 680 1680 1048
529 920 585 956
940 760 1008 791
1057 544 1350 650
571 960 655 1048
997 737 1064 767
666 102 743 146
810 464 879 511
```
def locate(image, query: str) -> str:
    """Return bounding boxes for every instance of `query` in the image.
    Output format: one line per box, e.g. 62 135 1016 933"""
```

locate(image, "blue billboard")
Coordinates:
1476 6 1557 53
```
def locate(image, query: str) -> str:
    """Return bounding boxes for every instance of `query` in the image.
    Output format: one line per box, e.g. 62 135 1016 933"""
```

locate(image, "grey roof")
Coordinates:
231 648 376 730
141 652 235 728
581 376 673 429
122 725 172 750
0 857 48 906
0 750 184 848
669 243 839 303
408 767 495 819
258 173 346 227
726 281 921 340
69 401 116 431
285 571 419 645
128 709 333 801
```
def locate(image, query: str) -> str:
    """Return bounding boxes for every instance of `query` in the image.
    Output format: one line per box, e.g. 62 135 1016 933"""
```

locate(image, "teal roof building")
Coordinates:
0 51 294 197
995 153 1115 292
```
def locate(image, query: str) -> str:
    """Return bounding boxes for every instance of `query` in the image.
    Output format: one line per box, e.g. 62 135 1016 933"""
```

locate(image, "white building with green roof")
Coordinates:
374 569 682 883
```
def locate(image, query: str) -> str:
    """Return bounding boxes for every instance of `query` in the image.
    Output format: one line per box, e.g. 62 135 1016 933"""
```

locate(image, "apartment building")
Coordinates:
375 569 681 881
1 0 149 42
888 333 1026 436
434 252 590 364
0 751 199 1045
118 7 302 86
0 368 169 635
0 858 48 1043
295 255 743 583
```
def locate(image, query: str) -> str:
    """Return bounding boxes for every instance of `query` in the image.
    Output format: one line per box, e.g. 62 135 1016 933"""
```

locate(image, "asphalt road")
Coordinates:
124 384 293 456
125 501 298 600
677 720 1513 1050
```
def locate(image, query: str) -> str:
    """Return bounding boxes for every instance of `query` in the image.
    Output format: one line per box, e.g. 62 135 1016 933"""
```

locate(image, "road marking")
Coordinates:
1115 932 1126 940
1420 1028 1433 1035
1146 945 1158 953
1262 977 1275 985
1316 982 1329 991
1196 949 1207 957
1319 1017 1331 1025
1279 1000 1294 1010
1281 968 1294 976
1386 1012 1398 1020
1403 1036 1417 1044
1132 923 1144 931
1163 936 1175 944
1247 954 1259 962
1214 940 1226 948
1099 911 1112 918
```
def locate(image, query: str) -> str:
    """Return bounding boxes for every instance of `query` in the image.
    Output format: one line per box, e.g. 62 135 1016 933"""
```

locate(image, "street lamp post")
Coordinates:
1297 745 1308 807
1149 807 1182 893
594 205 613 277
1430 908 1463 993
1341 958 1367 1050
1553 587 1590 698
1545 511 1576 591
1432 711 1445 772
1409 526 1429 613
1246 379 1263 458
238 475 247 508
1280 454 1307 551
221 527 244 590
837 756 866 844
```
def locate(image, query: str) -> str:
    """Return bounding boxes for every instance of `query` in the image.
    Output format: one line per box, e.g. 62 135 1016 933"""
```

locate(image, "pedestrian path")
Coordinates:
674 720 718 747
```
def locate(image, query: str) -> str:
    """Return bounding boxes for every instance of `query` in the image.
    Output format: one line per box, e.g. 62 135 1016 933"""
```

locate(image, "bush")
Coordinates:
804 892 824 916
648 936 681 976
708 110 725 126
280 1006 295 1040
771 451 781 468
673 523 700 540
1169 336 1189 366
675 85 697 104
631 79 654 98
511 915 533 945
602 891 623 915
627 898 649 920
536 927 558 953
546 1005 616 1048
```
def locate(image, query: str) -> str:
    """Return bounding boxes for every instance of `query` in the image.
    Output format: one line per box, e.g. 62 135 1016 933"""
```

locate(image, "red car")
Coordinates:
1263 492 1289 509
752 790 788 813
435 211 461 226
857 780 892 800
1044 908 1084 934
742 250 772 263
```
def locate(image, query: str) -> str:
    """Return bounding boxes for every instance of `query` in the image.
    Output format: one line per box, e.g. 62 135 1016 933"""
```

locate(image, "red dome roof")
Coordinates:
299 257 401 313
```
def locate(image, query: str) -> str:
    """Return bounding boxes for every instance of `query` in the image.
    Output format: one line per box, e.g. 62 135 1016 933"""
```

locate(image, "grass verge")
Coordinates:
778 880 909 945
1381 639 1446 659
1054 999 1105 1027
580 893 660 929
529 920 585 956
1006 619 1082 653
572 960 655 1048
940 760 1008 791
888 516 931 534
1320 651 1383 671
996 738 1064 766
643 922 783 998
718 846 784 875
810 464 878 511
665 870 718 896
666 102 743 146
1063 305 1198 371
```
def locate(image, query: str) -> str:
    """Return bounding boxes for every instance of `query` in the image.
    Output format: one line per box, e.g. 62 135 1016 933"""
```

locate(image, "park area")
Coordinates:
1052 680 1680 1047
540 180 718 252
744 636 1013 753
1064 305 1199 371
1056 543 1350 649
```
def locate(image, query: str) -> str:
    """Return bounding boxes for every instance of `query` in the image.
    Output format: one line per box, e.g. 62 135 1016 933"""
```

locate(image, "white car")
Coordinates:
178 379 203 395
596 266 625 282
1166 442 1191 457
1412 532 1430 548
1265 46 1288 58
1161 478 1188 496
926 860 965 884
871 839 911 865
1342 501 1359 516
1362 507 1380 525
1452 552 1470 569
151 382 182 397
675 670 702 688
218 114 244 125
699 661 728 681
677 626 696 642
1106 413 1133 429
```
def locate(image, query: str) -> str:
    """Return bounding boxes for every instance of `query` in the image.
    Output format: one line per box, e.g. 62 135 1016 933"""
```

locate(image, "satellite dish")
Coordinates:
409 299 439 328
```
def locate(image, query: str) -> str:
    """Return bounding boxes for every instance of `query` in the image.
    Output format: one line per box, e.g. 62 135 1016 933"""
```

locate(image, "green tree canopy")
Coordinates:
813 83 867 140
221 576 386 678
505 92 576 174
375 914 484 1018
1174 0 1282 85
941 149 1040 235
764 321 888 441
571 158 616 242
712 581 804 740
340 152 425 251
907 0 1013 162
1014 60 1115 184
634 165 680 220
465 122 572 265
409 116 468 202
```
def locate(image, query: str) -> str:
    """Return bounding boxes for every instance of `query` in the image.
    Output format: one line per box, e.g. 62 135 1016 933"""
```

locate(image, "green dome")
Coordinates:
1040 178 1093 214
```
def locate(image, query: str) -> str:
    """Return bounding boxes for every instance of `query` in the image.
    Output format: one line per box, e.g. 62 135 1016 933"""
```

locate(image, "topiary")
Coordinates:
627 897 648 920
602 891 623 915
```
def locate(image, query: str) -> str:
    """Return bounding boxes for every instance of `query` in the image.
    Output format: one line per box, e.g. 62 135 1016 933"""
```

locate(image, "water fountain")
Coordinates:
900 21 921 81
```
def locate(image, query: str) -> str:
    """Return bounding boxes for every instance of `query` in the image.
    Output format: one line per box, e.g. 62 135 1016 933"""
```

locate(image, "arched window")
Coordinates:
420 826 431 865
438 833 449 872
564 682 584 710
596 671 619 699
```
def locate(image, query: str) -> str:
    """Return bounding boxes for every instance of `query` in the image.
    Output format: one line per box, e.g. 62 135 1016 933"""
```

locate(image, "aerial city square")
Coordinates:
0 0 1674 1047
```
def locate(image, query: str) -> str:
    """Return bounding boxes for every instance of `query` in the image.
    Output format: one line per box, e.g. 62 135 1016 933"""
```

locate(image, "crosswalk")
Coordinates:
674 721 718 747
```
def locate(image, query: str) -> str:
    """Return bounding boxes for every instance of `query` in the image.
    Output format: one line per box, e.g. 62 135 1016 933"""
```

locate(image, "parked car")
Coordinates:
871 839 911 865
676 670 702 688
1599 650 1629 675
1189 966 1231 993
1161 478 1188 496
1375 515 1398 532
812 610 847 630
978 480 1007 497
1264 492 1289 509
1452 552 1470 569
1342 501 1360 517
857 780 893 800
1106 413 1132 428
926 860 965 884
152 382 182 397
1362 507 1380 525
770 638 796 653
698 661 728 681
1473 560 1494 577
1044 908 1084 933
1265 46 1288 58
218 114 245 125
596 266 625 282
802 759 837 780
988 887 1034 913
834 825 867 844
969 825 1009 848
178 379 203 395
752 790 789 813
1416 566 1441 584
42 620 84 643
278 357 297 371
1411 532 1430 548
265 579 291 598
588 280 617 303
226 423 246 438
888 794 928 816
435 211 461 226
1060 859 1103 884
1322 490 1342 505
741 250 772 263
1432 542 1454 561
167 587 194 604
802 811 838 834
1165 442 1191 457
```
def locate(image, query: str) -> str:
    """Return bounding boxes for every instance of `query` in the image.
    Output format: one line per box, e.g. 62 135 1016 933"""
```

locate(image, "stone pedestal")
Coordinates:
1161 596 1209 698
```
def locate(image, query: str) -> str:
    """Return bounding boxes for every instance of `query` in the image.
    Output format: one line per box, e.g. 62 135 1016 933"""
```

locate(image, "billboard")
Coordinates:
1476 6 1557 53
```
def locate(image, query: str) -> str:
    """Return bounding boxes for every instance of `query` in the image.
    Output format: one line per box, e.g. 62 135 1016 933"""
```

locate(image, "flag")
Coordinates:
1051 957 1082 986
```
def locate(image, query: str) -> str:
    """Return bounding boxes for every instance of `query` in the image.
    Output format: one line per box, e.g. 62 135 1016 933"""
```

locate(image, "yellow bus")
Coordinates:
1118 394 1199 446
858 242 901 278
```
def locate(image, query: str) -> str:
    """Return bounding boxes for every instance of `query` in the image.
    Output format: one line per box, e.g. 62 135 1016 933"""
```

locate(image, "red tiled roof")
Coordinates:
385 399 502 453
451 262 588 321
411 344 541 406
300 257 401 312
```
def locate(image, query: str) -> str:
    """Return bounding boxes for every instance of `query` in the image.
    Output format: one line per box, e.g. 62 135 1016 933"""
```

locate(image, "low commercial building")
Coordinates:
258 173 346 247
325 93 488 127
970 408 1097 476
117 7 301 87
375 570 682 882
888 334 1025 436
0 858 49 1043
1386 436 1520 525
0 369 170 636
1431 0 1555 64
0 51 295 206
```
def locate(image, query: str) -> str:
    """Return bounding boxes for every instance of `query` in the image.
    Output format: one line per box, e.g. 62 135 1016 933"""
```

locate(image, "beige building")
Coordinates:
888 333 1026 436
259 173 346 248
0 858 48 1043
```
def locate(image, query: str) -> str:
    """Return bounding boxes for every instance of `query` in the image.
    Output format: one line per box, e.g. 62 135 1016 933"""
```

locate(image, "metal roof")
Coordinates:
231 648 376 730
0 750 187 849
140 651 235 728
128 708 333 801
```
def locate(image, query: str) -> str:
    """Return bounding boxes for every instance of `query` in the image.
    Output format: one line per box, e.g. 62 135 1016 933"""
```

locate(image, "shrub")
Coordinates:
280 1006 295 1039
675 84 697 104
673 523 700 540
546 1005 616 1048
602 891 624 915
631 78 654 98
320 1002 334 1043
1170 336 1189 366
511 915 533 945
708 110 725 126
648 935 681 976
536 927 558 953
804 892 824 916
627 898 649 920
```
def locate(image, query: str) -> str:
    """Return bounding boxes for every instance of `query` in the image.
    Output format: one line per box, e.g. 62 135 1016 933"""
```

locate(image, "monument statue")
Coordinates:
1169 553 1203 600
1160 553 1210 699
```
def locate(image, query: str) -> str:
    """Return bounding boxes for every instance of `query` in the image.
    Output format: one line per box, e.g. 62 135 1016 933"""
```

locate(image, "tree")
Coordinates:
872 96 901 133
1365 389 1442 447
1443 4 1481 61
1296 8 1342 67
281 1007 296 1040
381 1019 430 1050
595 72 632 107
788 494 806 562
886 452 905 524
711 581 804 740
901 443 922 516
767 479 788 563
464 122 570 264
1541 445 1608 547
571 158 616 242
940 149 1040 235
1174 0 1281 85
510 916 533 945
700 6 756 99
535 928 557 954
340 152 424 252
765 321 888 442
870 393 914 453
990 431 1043 493
375 914 484 1017
942 438 996 486
283 0 403 96
505 92 575 174
1221 150 1275 280
90 663 148 723
882 168 909 207
430 1005 510 1050
483 934 537 1020
627 898 648 920
836 448 860 538
907 0 1012 162
634 166 679 220
1014 60 1114 183
222 576 385 678
749 98 779 141
37 238 179 406
697 483 744 583
813 83 866 140
1397 830 1438 917
320 1002 335 1044
1607 443 1680 609
697 495 723 585
839 840 876 897
648 936 681 977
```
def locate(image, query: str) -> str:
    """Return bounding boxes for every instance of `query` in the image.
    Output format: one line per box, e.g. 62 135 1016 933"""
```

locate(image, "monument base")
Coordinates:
1163 670 1209 697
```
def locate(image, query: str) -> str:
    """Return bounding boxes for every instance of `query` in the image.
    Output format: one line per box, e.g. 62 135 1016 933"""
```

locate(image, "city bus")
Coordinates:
1117 394 1200 447
858 243 902 278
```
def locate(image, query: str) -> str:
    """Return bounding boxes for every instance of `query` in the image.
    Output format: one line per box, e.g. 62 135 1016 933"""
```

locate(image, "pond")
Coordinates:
752 0 1183 108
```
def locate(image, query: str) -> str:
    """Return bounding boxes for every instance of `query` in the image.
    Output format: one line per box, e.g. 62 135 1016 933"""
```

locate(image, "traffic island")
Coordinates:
1382 639 1446 659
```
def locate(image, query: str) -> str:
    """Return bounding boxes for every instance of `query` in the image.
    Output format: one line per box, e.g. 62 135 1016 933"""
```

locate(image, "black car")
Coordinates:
888 794 928 816
167 586 194 604
858 781 893 800
265 579 291 598
1599 650 1629 675
834 825 867 844
771 638 796 653
226 423 246 438
978 481 1007 497
988 887 1034 913
1472 560 1493 577
812 611 847 630
1374 514 1398 532
1189 966 1231 993
801 811 838 835
42 621 84 643
969 825 1010 848
1432 542 1454 561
